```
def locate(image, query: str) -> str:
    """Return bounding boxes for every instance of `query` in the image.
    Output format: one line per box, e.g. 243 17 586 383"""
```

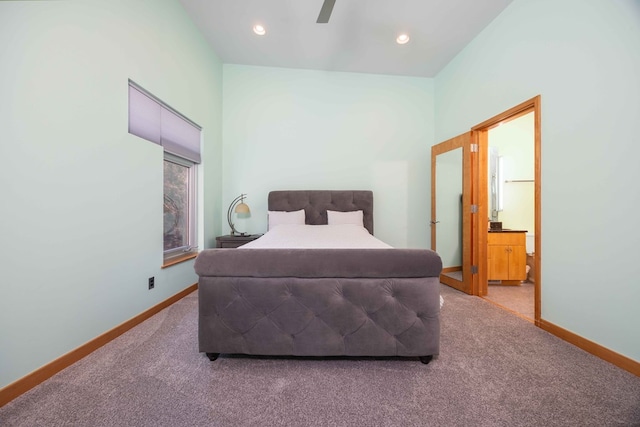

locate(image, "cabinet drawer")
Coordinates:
215 234 262 248
488 232 525 246
219 241 248 248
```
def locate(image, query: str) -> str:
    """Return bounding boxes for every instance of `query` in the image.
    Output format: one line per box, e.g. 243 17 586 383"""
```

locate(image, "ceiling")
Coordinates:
178 0 514 78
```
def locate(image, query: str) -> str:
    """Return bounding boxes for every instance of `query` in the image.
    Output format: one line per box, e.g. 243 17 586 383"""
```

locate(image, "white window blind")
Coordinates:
128 85 161 145
161 108 202 164
128 81 201 163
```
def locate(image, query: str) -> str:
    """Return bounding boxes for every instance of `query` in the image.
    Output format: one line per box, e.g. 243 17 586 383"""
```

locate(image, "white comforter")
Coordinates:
239 224 392 249
239 224 444 308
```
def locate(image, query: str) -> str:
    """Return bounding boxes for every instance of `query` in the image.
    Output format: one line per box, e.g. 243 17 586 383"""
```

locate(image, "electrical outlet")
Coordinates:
148 277 155 290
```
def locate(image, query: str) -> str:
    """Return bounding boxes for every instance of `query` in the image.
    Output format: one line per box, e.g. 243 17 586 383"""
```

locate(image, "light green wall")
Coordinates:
0 0 223 388
435 0 640 361
222 65 434 248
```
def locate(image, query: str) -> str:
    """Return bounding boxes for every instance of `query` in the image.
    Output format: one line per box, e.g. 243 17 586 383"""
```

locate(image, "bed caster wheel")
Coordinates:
419 355 433 365
206 352 220 361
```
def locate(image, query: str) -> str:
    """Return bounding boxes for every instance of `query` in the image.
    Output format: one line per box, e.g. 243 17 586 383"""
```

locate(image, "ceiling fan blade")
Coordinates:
316 0 336 23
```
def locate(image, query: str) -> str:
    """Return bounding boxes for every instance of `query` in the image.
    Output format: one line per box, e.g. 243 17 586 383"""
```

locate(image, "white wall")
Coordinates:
0 0 223 388
222 65 434 248
435 0 640 362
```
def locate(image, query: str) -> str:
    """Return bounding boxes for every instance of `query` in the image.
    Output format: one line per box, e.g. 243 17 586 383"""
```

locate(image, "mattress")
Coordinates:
239 224 392 249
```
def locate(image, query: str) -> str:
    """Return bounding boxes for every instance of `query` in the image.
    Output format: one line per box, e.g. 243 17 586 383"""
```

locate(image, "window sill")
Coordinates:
162 251 198 269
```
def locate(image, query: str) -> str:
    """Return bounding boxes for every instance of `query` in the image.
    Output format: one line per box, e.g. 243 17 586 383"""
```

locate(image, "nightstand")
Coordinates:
215 234 262 248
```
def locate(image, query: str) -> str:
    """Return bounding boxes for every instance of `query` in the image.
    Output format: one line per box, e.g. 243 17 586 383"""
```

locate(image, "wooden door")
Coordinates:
431 132 474 294
488 245 510 280
511 245 527 281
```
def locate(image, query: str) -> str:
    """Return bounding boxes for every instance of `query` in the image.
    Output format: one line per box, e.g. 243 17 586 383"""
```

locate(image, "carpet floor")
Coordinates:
1 284 639 427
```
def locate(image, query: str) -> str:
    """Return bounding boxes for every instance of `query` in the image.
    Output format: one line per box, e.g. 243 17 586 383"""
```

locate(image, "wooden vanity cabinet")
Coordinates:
487 231 527 283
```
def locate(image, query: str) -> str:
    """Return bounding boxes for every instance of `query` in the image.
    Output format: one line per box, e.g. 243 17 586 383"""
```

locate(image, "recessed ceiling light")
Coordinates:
396 34 410 45
253 24 266 36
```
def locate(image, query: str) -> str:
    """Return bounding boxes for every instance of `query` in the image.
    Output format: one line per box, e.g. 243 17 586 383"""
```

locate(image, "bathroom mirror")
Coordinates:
435 147 463 278
431 131 472 294
489 147 503 222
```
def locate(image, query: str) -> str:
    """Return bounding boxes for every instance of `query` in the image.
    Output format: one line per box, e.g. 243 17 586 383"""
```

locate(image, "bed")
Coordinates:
194 190 442 363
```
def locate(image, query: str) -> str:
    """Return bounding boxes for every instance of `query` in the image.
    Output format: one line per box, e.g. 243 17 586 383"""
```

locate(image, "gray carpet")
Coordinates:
1 285 639 427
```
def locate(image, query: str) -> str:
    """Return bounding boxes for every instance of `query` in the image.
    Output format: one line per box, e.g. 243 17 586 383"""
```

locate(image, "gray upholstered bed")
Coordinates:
194 190 442 363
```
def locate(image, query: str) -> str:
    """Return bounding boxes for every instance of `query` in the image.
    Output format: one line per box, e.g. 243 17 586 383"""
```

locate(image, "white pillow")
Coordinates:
268 209 306 229
327 210 364 227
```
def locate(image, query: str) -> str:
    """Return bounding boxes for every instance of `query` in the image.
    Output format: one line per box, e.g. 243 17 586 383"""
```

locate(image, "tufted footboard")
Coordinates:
194 248 442 361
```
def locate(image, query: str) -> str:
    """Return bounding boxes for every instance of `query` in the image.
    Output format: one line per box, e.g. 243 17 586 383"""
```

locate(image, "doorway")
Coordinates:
481 111 535 320
472 96 541 324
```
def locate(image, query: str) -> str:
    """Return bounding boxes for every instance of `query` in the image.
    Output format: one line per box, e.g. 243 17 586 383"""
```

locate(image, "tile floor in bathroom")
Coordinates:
441 271 535 322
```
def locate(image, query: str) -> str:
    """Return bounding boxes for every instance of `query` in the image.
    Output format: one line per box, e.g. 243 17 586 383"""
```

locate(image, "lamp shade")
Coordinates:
227 194 251 236
235 202 250 214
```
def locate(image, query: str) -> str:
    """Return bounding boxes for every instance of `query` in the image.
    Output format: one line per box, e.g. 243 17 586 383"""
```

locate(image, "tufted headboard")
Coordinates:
268 190 374 235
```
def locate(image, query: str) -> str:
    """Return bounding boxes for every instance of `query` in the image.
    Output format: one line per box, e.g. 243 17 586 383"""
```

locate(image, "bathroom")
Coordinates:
485 111 535 318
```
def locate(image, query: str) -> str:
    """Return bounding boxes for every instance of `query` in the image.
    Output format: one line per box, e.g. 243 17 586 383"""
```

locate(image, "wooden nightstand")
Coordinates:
215 234 262 248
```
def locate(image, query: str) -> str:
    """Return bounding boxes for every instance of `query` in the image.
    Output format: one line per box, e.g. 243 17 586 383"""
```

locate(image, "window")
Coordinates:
128 80 201 262
163 153 197 255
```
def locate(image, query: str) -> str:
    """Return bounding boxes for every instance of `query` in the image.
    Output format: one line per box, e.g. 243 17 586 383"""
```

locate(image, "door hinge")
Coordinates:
471 204 478 213
471 265 478 274
470 143 478 153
